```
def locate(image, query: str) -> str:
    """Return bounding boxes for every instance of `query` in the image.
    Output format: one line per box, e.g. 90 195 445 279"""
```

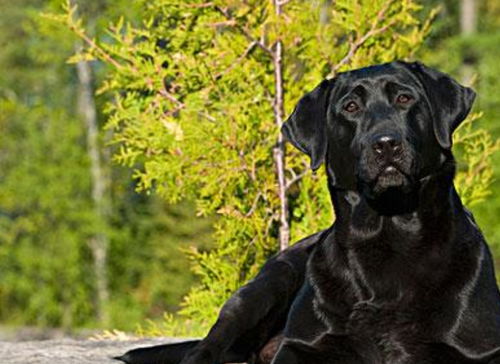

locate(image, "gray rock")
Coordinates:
0 338 185 364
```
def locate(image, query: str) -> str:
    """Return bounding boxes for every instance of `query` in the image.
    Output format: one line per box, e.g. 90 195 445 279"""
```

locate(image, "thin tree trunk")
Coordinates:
460 0 477 36
76 56 110 326
460 0 477 84
272 0 290 251
320 0 332 25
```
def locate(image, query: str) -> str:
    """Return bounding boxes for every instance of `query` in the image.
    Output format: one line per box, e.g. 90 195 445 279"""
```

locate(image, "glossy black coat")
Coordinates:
117 61 500 364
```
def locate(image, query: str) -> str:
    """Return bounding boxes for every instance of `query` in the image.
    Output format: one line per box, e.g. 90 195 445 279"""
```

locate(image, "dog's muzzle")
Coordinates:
359 134 415 194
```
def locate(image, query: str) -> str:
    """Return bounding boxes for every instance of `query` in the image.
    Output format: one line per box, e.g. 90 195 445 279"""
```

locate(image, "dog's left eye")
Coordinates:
343 101 360 113
395 94 413 104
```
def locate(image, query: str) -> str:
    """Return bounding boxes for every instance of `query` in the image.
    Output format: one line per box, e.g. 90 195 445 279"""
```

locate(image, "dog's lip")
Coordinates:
356 160 416 187
378 164 403 177
374 164 414 184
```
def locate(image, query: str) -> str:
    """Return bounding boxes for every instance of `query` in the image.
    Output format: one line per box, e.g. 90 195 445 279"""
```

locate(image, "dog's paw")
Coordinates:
113 352 135 364
179 347 215 364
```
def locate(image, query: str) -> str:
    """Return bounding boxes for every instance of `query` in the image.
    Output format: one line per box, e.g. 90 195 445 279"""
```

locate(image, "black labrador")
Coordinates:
117 61 500 364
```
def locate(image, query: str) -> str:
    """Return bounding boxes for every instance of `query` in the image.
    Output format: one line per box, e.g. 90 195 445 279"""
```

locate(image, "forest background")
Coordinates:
0 0 499 337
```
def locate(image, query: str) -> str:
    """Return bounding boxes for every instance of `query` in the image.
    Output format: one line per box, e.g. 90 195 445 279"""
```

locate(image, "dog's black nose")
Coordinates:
372 135 402 159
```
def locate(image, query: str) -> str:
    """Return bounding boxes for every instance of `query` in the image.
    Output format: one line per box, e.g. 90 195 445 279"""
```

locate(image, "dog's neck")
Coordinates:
327 158 465 245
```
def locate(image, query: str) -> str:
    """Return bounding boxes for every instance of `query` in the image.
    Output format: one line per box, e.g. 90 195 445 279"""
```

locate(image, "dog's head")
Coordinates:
283 61 475 199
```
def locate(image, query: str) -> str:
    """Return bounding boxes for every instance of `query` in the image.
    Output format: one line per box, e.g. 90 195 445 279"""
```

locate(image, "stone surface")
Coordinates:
0 338 183 364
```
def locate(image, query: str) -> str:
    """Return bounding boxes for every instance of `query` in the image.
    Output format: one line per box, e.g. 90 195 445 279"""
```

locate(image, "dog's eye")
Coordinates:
344 101 360 113
396 94 413 105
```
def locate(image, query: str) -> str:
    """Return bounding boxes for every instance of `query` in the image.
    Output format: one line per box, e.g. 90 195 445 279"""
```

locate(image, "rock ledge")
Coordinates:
0 337 182 364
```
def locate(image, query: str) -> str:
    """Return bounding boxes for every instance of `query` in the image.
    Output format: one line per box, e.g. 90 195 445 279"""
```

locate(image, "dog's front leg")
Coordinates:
273 336 371 364
271 282 330 364
271 282 375 364
180 234 321 364
117 233 322 364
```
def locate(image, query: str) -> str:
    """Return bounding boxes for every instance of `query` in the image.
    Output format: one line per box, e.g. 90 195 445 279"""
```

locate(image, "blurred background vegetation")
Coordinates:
0 0 498 337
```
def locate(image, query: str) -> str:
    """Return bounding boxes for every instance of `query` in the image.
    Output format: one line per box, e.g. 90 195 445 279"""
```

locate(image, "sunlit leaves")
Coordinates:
454 113 499 207
56 0 497 333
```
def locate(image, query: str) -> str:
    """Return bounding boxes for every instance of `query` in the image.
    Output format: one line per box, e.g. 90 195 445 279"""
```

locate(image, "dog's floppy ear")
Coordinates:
282 79 333 170
404 61 476 149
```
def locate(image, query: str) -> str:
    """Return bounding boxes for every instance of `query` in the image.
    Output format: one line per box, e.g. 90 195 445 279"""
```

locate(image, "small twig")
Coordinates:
199 111 217 122
214 6 274 56
158 88 215 122
214 41 257 80
183 2 214 8
69 27 124 71
207 20 237 28
158 88 185 107
330 1 396 76
163 105 184 118
285 169 309 190
63 1 124 71
245 192 262 217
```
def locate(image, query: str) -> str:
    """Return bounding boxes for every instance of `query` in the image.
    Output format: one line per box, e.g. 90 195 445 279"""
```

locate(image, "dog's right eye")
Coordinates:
344 101 360 113
395 94 413 105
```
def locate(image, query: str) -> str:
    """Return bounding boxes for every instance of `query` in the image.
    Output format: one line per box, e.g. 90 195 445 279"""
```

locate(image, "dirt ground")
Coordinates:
0 337 184 364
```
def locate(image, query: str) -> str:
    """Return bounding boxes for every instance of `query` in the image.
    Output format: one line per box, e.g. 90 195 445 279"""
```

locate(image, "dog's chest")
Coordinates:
312 272 433 363
345 301 420 362
311 241 450 363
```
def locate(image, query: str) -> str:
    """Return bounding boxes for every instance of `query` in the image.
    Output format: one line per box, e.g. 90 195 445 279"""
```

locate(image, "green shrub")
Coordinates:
50 0 496 335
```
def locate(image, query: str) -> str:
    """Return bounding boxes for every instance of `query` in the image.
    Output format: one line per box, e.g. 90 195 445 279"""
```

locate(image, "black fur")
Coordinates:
116 61 500 364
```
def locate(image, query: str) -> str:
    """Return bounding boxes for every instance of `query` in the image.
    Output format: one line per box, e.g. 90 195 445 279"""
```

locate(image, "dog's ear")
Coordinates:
282 79 333 170
404 61 476 149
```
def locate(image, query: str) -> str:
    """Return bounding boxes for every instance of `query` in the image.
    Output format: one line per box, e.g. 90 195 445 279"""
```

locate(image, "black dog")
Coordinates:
117 61 500 364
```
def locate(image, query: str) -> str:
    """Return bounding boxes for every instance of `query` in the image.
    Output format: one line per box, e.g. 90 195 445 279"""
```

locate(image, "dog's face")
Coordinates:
283 61 475 198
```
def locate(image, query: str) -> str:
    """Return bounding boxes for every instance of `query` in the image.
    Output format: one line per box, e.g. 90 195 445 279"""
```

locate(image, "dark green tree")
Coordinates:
0 0 211 331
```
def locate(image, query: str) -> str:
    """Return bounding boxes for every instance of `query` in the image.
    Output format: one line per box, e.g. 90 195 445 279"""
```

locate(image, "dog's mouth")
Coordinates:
355 147 418 198
362 163 415 197
373 165 410 192
357 164 419 214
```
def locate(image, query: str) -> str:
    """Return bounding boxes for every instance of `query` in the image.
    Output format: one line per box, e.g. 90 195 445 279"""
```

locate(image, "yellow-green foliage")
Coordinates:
138 312 207 338
454 113 500 207
51 0 496 335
